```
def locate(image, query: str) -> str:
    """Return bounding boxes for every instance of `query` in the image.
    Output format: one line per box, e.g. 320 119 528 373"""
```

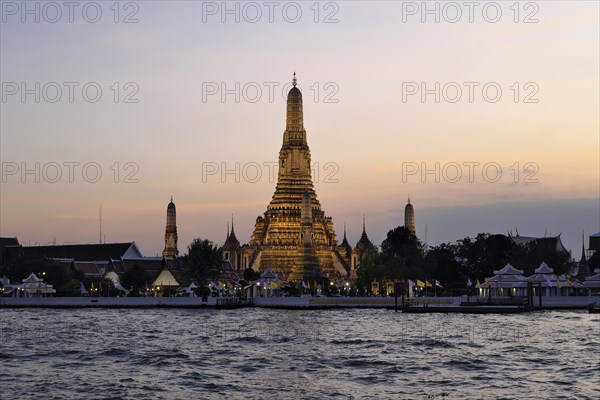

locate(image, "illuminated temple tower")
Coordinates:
162 196 179 258
405 196 416 236
242 74 349 283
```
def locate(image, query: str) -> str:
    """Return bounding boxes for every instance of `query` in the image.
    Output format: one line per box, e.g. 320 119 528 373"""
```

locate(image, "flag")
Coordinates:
566 278 573 288
435 280 443 288
416 279 425 288
407 279 415 287
218 281 225 289
91 282 94 290
425 280 432 288
467 278 472 287
546 278 552 287
210 281 217 289
270 281 278 289
476 280 481 289
556 279 562 289
485 281 491 288
302 281 307 289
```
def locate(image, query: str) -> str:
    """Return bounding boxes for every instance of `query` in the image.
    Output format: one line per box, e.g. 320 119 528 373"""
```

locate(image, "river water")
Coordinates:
0 308 598 399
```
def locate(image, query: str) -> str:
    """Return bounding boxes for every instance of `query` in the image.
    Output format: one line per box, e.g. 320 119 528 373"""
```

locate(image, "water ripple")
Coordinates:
0 308 598 399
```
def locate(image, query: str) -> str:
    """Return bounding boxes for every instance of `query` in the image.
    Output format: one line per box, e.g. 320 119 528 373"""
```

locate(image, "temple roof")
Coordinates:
509 233 566 253
151 266 180 287
340 223 352 253
535 262 553 274
225 217 239 246
22 272 42 283
354 216 373 253
493 264 525 275
528 262 558 282
260 269 277 280
0 237 19 266
74 261 102 277
10 242 142 262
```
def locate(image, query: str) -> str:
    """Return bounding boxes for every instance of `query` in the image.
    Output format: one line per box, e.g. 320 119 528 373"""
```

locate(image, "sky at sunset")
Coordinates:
1 1 598 259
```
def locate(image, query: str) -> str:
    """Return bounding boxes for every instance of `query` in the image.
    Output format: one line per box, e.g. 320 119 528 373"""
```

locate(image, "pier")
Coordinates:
2 295 599 310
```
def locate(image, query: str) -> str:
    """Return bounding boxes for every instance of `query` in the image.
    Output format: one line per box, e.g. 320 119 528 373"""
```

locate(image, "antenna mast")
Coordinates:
99 206 102 244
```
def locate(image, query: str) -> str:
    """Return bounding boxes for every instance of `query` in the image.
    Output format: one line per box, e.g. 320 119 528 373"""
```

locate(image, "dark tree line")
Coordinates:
1 256 114 296
0 232 577 296
357 227 572 293
178 238 222 285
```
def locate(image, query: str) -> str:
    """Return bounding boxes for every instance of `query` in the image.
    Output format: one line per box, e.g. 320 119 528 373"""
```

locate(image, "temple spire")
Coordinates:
362 214 366 234
405 196 416 236
162 196 178 258
582 230 587 261
285 72 304 134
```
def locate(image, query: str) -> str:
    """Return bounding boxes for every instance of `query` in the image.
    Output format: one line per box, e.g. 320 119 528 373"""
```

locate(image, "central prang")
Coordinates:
224 74 352 284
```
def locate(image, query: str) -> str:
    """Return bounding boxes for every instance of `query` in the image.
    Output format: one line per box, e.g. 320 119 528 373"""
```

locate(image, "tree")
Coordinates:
120 264 147 295
356 248 382 288
6 256 74 295
243 268 260 282
423 242 461 288
179 239 222 285
589 251 600 271
59 278 83 296
508 239 571 276
456 234 512 279
379 226 425 280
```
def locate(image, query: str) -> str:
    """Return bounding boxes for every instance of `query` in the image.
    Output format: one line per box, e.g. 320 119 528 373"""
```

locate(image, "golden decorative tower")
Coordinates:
242 73 349 283
405 195 416 236
162 195 179 258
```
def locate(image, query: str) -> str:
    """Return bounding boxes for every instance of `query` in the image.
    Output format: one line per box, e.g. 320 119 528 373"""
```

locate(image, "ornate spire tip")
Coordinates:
292 71 297 87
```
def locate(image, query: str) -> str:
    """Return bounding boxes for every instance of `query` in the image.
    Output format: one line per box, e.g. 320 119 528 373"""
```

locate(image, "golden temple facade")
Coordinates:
238 74 350 283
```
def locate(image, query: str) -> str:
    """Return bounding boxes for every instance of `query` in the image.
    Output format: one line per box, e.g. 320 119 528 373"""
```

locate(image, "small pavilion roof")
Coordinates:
534 262 553 274
493 264 525 275
22 273 42 283
260 269 277 280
